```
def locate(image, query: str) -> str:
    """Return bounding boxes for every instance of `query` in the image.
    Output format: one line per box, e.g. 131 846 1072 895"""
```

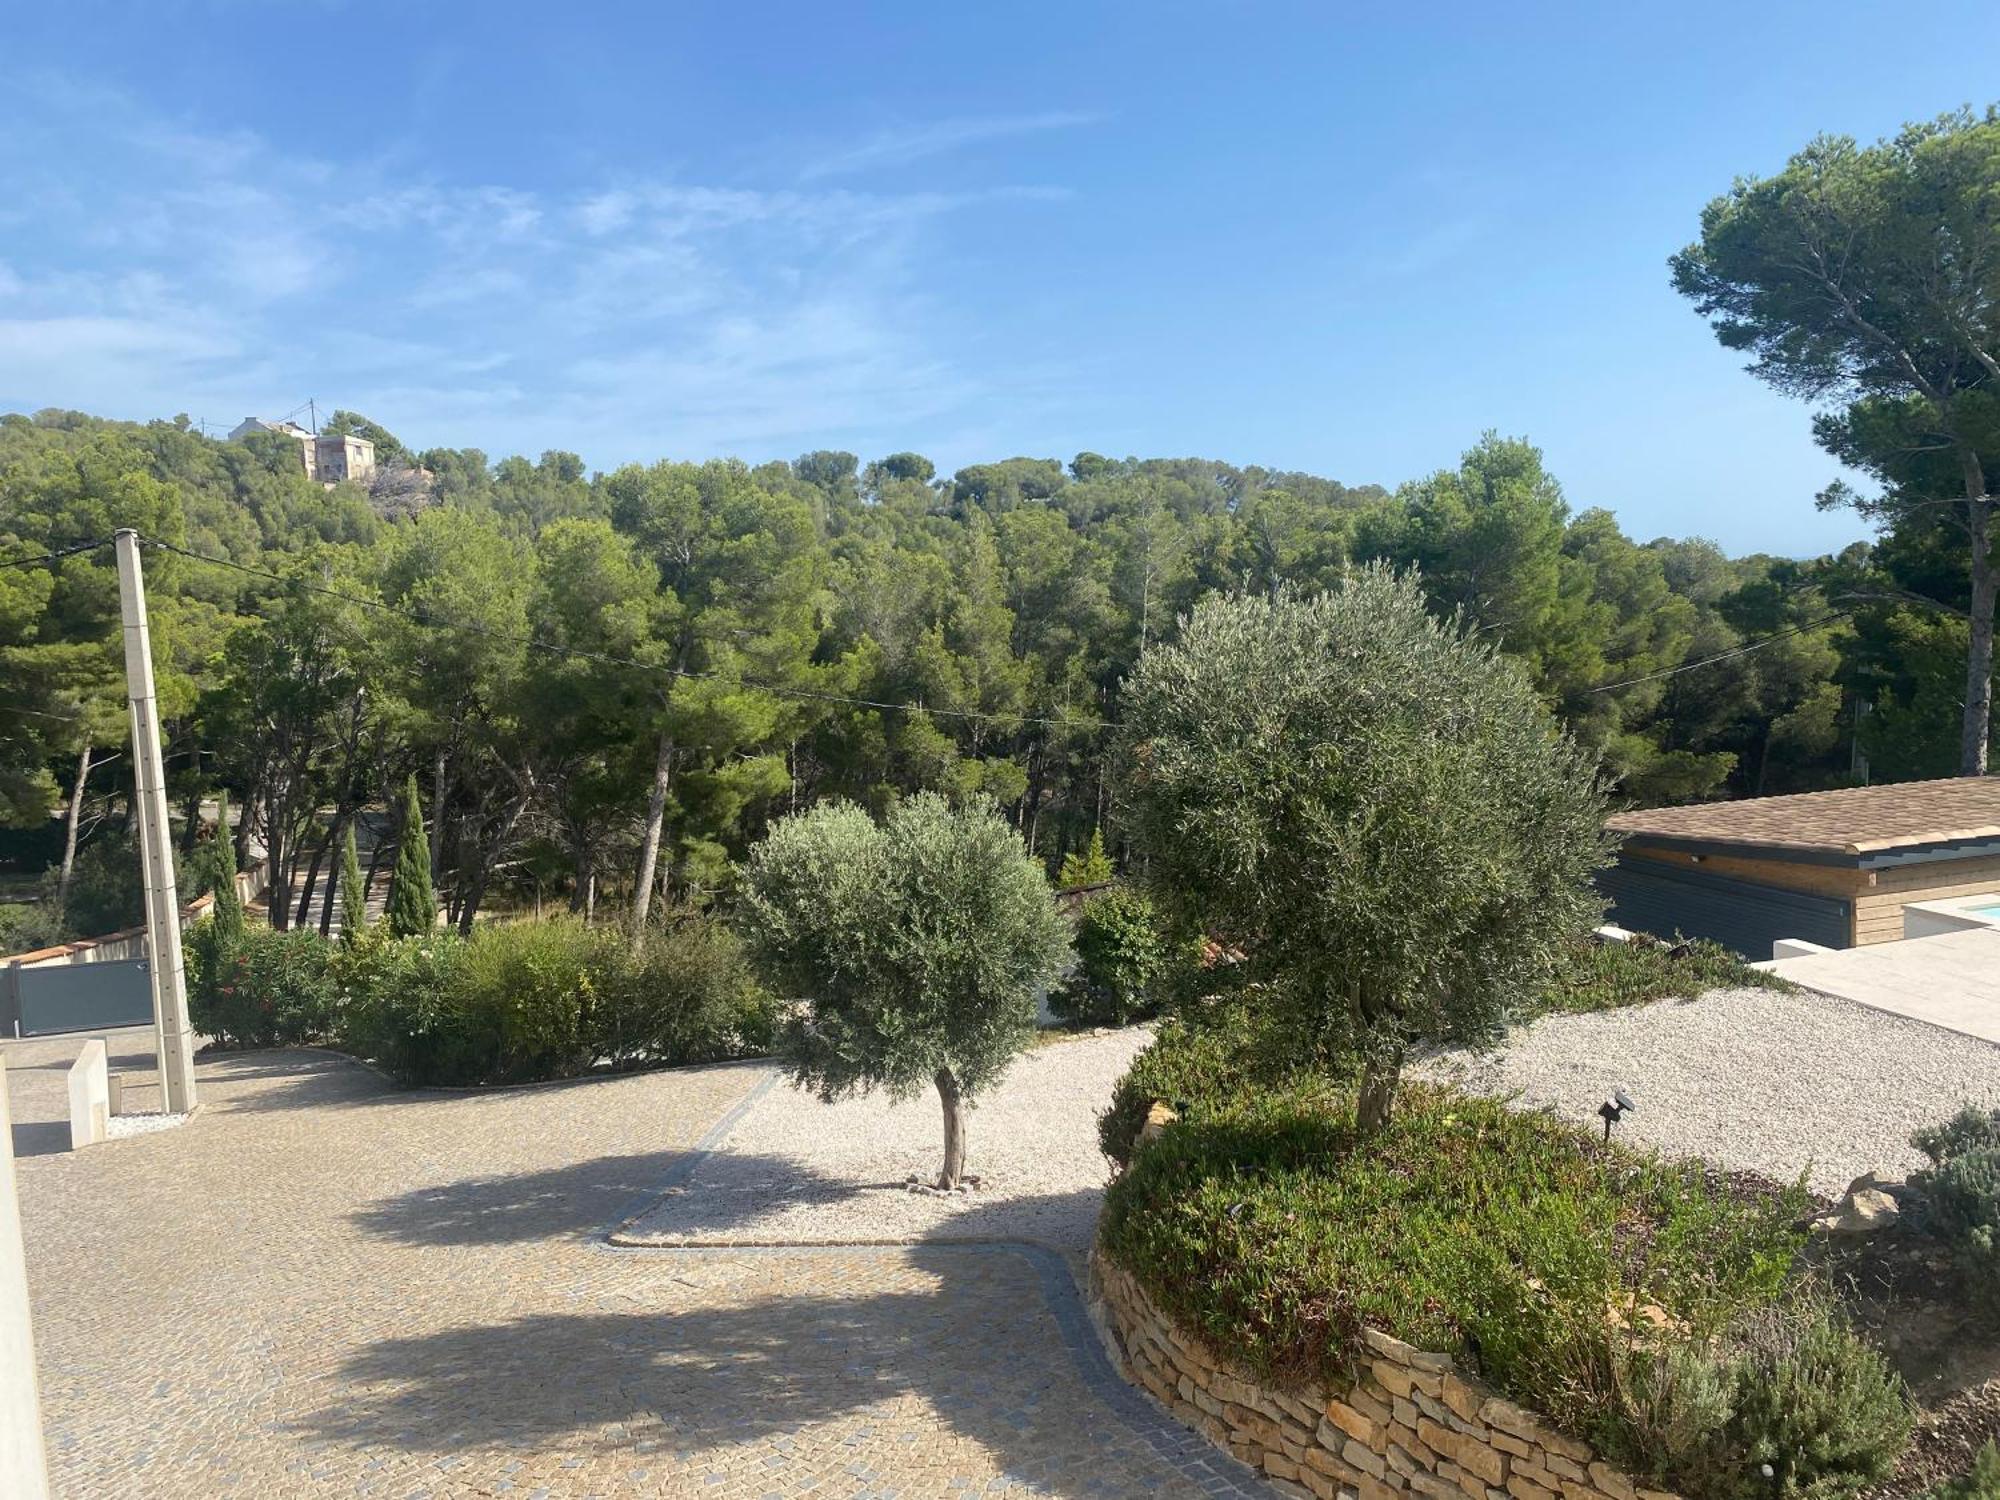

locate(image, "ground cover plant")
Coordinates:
1520 933 1791 1021
1098 1073 1908 1500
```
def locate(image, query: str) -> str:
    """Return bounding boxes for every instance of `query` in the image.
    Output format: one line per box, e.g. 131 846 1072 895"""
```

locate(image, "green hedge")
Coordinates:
187 913 776 1085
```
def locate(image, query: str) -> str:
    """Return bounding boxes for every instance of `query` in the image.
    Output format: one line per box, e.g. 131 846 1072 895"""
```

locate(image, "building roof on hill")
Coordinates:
1607 776 2000 860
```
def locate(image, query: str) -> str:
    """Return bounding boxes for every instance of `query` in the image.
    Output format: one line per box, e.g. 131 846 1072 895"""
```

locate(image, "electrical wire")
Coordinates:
0 537 113 570
1584 612 1848 696
141 536 1102 734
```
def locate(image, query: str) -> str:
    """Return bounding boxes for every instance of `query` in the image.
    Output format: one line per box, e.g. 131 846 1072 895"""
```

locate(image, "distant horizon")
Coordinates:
7 2 1998 557
0 399 1876 563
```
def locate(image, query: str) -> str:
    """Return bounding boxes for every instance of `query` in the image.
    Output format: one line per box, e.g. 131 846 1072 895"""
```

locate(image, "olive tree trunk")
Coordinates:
1355 1047 1404 1136
935 1068 968 1190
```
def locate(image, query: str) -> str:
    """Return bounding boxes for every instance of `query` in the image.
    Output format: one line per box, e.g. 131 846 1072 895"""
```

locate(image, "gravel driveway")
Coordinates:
615 1028 1148 1260
1422 985 2000 1195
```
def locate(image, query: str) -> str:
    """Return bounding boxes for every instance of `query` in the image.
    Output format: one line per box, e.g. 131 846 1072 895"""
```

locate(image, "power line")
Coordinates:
1588 611 1852 694
141 536 1101 734
0 538 114 570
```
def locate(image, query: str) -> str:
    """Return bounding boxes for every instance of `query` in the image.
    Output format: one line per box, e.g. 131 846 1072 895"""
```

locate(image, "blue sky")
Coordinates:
4 3 1998 556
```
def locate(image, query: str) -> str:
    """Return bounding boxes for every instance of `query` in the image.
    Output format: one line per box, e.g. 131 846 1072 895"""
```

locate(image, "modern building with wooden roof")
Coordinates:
1601 776 2000 956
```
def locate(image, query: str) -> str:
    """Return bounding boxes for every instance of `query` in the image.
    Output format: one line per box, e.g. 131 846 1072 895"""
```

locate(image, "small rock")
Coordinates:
1809 1186 1901 1236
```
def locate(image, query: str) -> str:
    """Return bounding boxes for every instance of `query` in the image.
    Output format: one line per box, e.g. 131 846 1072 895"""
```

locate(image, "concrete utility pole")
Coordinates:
114 530 198 1115
0 1066 53 1498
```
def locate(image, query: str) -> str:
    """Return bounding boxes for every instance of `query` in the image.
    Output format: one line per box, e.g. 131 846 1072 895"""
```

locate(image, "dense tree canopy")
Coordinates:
0 400 1974 950
1674 106 2000 774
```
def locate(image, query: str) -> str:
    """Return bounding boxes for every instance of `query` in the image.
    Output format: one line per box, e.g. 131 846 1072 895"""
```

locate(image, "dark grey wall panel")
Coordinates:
1598 859 1850 958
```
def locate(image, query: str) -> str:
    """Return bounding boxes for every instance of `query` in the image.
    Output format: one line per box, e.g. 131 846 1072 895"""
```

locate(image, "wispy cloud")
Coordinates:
799 110 1099 180
0 78 1076 463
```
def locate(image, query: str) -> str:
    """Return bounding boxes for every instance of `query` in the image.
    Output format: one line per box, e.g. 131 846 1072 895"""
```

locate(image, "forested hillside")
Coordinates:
0 407 1985 937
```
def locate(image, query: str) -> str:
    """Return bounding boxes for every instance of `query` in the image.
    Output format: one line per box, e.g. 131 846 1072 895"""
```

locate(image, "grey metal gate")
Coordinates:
1 959 155 1038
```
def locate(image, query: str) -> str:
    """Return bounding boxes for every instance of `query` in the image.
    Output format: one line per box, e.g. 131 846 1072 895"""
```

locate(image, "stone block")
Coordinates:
67 1039 109 1150
1507 1476 1557 1500
1418 1417 1504 1487
1440 1376 1483 1425
1374 1360 1415 1398
1588 1464 1637 1500
1325 1398 1379 1448
1345 1439 1388 1479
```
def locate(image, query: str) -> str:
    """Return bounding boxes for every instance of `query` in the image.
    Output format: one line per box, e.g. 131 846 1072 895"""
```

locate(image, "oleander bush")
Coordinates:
187 923 339 1049
1097 1069 1909 1500
188 910 776 1085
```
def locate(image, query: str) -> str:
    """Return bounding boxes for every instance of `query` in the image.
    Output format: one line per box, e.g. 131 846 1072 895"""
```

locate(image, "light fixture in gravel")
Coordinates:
1598 1088 1637 1143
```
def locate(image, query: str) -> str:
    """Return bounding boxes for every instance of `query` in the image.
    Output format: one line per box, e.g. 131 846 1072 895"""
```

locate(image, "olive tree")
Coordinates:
1121 567 1610 1132
737 791 1073 1188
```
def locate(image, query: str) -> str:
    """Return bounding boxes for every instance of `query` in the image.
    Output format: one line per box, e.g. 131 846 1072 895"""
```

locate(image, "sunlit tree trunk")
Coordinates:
935 1068 968 1189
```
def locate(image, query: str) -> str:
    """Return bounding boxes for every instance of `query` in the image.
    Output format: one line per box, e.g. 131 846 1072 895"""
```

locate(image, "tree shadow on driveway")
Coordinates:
282 1239 1245 1498
348 1150 859 1246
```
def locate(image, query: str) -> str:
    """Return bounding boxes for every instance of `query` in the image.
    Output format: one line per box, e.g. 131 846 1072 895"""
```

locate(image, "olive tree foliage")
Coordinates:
736 792 1073 1188
1120 567 1612 1131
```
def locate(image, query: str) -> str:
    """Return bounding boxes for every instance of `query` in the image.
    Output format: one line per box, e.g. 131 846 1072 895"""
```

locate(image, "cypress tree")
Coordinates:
338 822 368 942
208 790 244 945
384 776 436 938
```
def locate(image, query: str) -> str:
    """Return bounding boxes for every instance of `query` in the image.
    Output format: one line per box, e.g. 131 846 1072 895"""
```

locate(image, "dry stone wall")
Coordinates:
1089 1250 1678 1500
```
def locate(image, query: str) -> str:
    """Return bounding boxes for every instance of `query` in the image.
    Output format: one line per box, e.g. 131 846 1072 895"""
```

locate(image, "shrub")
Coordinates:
1526 935 1790 1021
1927 1444 2000 1500
51 827 184 939
0 901 64 955
1623 1298 1911 1500
188 924 338 1049
1100 991 1341 1167
1050 885 1176 1027
329 929 472 1083
1098 1078 1828 1495
329 914 775 1087
1908 1106 2000 1301
608 913 779 1067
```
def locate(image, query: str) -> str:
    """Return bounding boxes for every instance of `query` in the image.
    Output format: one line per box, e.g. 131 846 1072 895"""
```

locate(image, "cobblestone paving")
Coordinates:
5 1033 1255 1499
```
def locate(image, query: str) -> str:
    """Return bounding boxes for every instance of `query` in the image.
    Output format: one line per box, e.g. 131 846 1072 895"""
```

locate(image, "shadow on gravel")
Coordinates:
282 1245 1207 1496
349 1151 849 1246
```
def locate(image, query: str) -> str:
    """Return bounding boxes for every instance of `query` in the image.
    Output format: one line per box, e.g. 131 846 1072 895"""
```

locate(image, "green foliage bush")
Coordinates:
1908 1105 2000 1302
1527 935 1790 1021
185 911 775 1085
188 924 338 1049
1100 991 1340 1167
1050 885 1177 1027
1927 1443 2000 1500
1623 1299 1910 1500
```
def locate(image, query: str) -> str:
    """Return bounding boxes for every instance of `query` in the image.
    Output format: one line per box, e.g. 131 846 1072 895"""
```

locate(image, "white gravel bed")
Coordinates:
106 1110 190 1139
1419 985 2000 1197
616 1027 1148 1257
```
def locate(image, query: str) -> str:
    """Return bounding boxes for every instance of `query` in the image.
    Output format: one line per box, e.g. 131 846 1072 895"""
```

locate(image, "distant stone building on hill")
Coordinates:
227 416 376 487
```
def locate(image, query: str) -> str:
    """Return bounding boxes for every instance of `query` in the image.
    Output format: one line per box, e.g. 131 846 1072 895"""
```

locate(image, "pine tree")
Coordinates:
384 776 436 938
338 822 367 943
1058 827 1113 891
208 790 244 945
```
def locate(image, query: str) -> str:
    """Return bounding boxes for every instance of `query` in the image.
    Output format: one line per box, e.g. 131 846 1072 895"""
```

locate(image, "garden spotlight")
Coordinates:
1597 1088 1637 1143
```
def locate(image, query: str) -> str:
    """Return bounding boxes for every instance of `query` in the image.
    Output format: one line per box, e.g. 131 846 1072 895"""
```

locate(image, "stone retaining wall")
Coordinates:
1089 1250 1677 1500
